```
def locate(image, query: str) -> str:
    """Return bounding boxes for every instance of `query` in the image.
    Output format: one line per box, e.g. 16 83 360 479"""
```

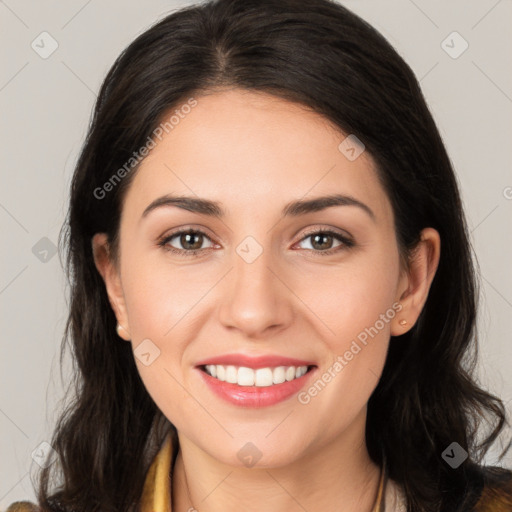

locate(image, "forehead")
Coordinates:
122 88 392 225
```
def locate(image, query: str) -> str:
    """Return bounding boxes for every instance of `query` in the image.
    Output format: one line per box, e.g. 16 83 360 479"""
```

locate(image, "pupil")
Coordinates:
313 234 332 250
183 233 202 250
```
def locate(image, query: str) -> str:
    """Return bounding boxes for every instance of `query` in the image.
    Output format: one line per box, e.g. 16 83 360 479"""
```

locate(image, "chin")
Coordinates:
198 434 309 470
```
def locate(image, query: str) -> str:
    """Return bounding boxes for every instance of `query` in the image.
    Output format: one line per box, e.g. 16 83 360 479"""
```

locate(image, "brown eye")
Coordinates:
309 233 336 250
175 231 205 250
158 228 215 257
296 229 355 256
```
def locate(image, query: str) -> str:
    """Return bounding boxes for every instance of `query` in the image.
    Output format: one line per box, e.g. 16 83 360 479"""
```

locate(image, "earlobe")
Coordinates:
391 227 441 336
91 233 131 340
391 305 410 336
116 323 131 341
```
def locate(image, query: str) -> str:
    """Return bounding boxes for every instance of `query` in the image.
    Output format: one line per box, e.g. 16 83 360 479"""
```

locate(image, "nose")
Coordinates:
218 245 294 339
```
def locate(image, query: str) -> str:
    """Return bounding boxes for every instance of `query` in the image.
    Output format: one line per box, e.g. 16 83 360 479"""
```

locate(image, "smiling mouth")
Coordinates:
199 364 316 387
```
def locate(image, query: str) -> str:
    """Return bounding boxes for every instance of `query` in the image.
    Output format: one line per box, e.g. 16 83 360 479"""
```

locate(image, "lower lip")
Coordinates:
196 366 317 408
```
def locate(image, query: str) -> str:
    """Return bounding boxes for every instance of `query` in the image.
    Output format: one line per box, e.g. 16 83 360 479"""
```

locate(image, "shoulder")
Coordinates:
4 501 40 512
471 464 512 511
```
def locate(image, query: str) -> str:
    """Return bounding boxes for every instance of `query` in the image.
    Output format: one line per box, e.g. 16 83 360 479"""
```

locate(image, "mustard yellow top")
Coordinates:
140 432 174 512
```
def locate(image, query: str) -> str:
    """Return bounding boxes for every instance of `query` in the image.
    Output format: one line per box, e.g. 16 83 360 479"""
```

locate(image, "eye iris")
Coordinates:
181 232 203 250
311 233 333 250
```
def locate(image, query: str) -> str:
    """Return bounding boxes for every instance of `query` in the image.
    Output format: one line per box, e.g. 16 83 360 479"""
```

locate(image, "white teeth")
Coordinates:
204 364 310 387
272 366 286 384
216 365 225 381
255 368 273 387
225 365 238 384
206 364 217 378
295 366 307 378
237 366 255 386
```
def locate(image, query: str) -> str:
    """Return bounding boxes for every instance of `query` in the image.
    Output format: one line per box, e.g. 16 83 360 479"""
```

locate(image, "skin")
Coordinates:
92 88 440 512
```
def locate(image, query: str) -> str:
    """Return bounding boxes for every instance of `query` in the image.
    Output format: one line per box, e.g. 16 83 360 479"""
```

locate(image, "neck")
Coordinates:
171 410 382 512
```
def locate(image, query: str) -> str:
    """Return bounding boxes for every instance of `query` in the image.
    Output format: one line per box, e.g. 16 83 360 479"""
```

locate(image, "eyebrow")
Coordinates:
140 193 376 222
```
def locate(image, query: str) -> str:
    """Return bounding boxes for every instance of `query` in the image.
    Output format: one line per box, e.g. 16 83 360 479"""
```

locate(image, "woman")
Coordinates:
7 0 512 511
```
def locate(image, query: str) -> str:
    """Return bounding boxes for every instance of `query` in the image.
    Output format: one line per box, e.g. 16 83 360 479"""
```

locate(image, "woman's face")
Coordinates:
93 88 438 468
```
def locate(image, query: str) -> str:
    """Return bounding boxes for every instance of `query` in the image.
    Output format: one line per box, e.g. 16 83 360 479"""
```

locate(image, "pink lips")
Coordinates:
194 353 317 408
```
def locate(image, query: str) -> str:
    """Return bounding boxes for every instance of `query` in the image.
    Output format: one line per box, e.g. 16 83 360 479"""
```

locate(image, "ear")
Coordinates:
91 233 131 340
391 227 441 336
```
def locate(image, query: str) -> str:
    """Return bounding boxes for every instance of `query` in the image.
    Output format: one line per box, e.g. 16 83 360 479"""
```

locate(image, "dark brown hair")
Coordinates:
35 1 510 511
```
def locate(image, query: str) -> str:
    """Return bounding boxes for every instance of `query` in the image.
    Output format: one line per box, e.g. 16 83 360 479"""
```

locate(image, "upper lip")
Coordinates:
195 353 317 369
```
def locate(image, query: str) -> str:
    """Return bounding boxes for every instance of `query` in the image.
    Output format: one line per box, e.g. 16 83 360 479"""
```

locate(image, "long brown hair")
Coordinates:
37 1 510 511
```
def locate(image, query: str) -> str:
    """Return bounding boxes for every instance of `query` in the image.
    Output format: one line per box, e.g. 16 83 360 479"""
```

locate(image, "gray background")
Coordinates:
1 0 511 507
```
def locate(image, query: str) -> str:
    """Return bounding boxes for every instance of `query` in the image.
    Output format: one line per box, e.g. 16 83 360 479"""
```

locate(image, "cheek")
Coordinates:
292 244 399 412
298 293 396 443
119 251 215 409
121 248 210 342
291 242 400 347
119 254 200 423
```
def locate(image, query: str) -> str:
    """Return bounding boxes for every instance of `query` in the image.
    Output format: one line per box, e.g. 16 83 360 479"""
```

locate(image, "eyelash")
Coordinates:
157 227 355 258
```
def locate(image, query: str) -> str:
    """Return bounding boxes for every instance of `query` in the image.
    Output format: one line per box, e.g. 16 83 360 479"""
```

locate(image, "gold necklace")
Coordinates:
181 464 385 512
